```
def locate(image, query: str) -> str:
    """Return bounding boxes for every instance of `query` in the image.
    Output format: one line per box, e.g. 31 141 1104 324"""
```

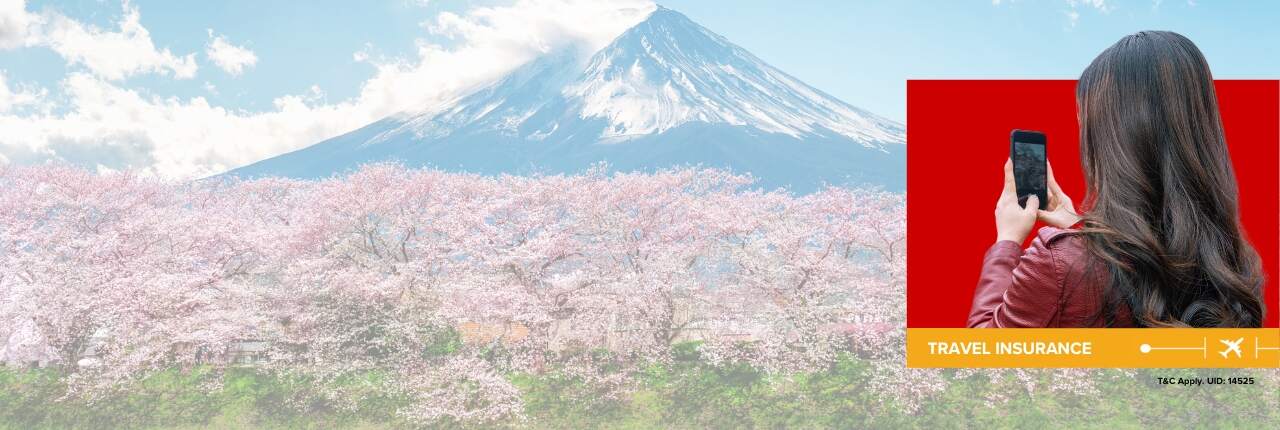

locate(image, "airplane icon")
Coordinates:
1218 337 1243 359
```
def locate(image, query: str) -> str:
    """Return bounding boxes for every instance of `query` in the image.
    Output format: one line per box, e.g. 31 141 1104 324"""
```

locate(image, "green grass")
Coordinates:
1 357 1276 429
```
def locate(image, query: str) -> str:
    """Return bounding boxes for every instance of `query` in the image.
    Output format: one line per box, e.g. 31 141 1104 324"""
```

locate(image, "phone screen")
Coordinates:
1012 140 1047 209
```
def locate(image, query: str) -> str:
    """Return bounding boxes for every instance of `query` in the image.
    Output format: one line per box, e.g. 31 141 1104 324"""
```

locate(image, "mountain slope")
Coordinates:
227 7 905 192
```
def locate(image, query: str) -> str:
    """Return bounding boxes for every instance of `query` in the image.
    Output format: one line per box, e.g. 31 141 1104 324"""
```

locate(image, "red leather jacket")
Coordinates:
968 227 1133 328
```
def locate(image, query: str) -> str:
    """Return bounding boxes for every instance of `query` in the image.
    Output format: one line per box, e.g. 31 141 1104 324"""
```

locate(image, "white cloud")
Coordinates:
205 30 258 76
1065 0 1111 28
3 1 197 79
36 1 198 80
0 0 35 49
993 0 1111 27
1069 0 1111 12
0 72 372 177
0 0 658 179
0 71 45 113
352 0 655 118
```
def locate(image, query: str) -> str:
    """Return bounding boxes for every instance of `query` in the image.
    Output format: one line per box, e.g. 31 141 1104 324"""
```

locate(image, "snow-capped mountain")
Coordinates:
227 6 905 192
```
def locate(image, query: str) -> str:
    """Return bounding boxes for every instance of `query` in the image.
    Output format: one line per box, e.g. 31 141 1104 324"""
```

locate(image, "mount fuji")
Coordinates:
226 6 905 192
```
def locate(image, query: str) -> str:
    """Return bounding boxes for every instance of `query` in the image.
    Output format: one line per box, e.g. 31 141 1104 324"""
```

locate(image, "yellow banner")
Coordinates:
907 328 1280 368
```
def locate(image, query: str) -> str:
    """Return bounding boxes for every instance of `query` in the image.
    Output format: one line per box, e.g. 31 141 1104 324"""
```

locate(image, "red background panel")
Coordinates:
906 80 1279 328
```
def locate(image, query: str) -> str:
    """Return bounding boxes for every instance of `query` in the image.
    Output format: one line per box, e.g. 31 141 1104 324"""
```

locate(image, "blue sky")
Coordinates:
0 0 1275 177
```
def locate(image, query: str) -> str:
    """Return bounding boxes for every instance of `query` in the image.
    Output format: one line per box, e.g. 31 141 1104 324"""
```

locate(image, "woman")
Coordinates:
968 31 1266 328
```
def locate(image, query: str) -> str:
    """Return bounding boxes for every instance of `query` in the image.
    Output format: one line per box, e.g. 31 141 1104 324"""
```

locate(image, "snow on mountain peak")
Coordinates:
566 6 903 145
382 5 903 148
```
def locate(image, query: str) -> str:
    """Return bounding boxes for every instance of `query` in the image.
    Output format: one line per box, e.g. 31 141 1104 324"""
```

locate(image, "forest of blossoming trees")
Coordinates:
1 164 1276 428
0 164 910 423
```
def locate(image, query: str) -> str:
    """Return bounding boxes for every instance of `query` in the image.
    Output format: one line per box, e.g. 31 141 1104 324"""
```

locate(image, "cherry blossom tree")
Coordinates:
0 162 915 424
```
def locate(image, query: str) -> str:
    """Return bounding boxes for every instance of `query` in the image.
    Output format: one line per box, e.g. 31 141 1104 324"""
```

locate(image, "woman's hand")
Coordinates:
1037 161 1082 228
995 159 1038 243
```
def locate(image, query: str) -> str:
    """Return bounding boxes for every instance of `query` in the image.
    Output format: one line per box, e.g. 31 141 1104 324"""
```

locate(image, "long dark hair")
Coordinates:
1076 31 1265 328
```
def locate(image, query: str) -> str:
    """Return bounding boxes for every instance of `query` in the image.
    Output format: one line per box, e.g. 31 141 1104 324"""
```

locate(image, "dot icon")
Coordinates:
1139 344 1151 353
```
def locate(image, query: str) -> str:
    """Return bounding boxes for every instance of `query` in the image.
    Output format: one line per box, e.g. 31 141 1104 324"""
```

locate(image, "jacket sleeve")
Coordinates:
967 234 1064 328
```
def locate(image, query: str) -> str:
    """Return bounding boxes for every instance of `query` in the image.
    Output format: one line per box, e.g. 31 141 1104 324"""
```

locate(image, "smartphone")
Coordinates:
1010 129 1047 210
